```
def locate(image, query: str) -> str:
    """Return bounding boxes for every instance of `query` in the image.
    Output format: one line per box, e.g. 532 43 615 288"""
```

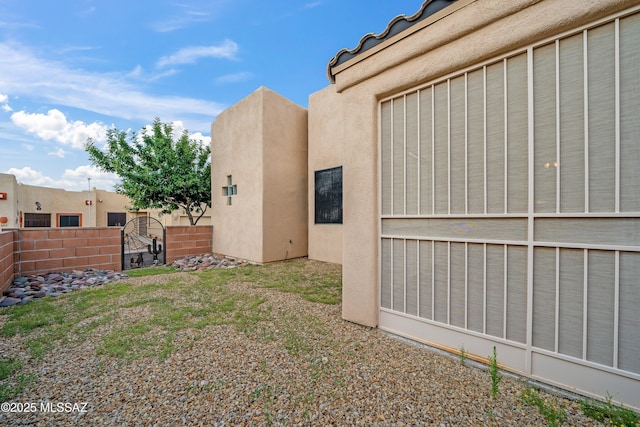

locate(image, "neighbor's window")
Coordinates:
58 214 81 227
108 212 127 226
24 213 51 227
315 166 343 224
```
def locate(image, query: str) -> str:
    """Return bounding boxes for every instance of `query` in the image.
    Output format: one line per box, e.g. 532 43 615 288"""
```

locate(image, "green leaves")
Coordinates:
86 118 211 225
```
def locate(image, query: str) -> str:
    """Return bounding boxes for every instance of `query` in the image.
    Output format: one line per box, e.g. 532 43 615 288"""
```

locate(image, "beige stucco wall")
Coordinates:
0 172 193 229
307 87 343 265
262 88 309 263
211 88 265 262
329 0 639 327
94 189 131 227
211 86 308 263
0 173 19 229
168 214 212 226
1 172 130 228
17 183 92 227
93 189 208 228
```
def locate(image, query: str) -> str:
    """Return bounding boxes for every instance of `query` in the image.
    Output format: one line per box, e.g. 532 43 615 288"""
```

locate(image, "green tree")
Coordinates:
86 118 211 225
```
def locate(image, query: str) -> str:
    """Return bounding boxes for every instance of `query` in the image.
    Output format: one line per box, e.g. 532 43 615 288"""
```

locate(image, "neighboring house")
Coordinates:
212 0 640 409
0 173 211 229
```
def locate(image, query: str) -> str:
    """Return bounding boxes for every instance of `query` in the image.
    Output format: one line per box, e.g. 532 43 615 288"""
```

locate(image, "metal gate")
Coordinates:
121 216 166 270
379 8 640 408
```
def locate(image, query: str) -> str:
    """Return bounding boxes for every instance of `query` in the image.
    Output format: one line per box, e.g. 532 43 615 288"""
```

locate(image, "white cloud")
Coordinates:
189 132 211 150
62 165 120 190
149 1 228 33
6 165 120 191
10 109 109 149
128 65 143 77
22 144 34 151
6 166 59 188
0 92 11 112
55 45 96 54
137 120 211 149
156 40 238 68
48 148 68 158
214 72 253 84
166 121 183 138
170 121 211 147
61 164 106 180
127 64 179 82
0 20 39 31
151 11 210 33
0 42 226 132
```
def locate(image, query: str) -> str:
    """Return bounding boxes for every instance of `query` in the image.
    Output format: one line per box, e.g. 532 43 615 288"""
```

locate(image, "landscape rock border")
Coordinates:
0 254 247 308
170 253 253 271
0 269 129 308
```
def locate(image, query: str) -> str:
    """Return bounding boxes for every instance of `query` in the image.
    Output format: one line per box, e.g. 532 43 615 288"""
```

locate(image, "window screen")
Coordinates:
59 215 80 227
24 213 51 227
108 212 127 227
315 166 343 224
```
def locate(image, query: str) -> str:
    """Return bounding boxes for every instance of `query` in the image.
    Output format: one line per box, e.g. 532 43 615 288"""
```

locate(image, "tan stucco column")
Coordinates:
341 90 379 327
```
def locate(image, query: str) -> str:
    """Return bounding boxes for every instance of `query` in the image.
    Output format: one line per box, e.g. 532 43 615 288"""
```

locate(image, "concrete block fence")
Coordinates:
0 230 15 293
0 225 214 292
165 225 213 263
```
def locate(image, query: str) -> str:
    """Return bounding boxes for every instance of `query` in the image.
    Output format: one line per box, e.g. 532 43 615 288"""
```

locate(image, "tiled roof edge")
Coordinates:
327 0 458 83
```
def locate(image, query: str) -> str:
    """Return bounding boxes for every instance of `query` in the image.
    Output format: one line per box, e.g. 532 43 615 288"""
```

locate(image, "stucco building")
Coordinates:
0 173 210 230
211 88 308 264
212 0 640 409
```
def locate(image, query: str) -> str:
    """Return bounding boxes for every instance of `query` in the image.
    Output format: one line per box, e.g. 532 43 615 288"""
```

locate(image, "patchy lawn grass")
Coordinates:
235 259 342 304
124 265 178 277
0 358 35 402
1 257 634 427
0 258 342 403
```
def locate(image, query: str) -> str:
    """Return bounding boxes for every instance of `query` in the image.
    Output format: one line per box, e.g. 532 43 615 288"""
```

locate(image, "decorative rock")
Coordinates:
171 254 253 271
0 297 21 307
0 269 129 308
12 277 28 286
2 256 252 308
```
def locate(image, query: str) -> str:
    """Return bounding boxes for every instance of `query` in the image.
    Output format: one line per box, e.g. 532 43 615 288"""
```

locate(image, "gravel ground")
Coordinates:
0 262 608 426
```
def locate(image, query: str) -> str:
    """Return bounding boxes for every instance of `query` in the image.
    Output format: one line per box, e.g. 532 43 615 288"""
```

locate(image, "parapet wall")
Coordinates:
165 226 213 263
16 228 121 278
0 226 214 292
0 230 15 292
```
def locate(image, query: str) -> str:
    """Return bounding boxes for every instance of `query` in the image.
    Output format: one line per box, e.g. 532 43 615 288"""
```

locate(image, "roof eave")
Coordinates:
327 0 465 84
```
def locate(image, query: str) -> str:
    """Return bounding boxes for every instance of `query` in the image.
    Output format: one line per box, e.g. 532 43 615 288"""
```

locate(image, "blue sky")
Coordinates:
0 0 425 191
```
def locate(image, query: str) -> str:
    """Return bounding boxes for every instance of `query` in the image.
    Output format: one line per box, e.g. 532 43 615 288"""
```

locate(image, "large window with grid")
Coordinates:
24 213 51 228
58 214 81 227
